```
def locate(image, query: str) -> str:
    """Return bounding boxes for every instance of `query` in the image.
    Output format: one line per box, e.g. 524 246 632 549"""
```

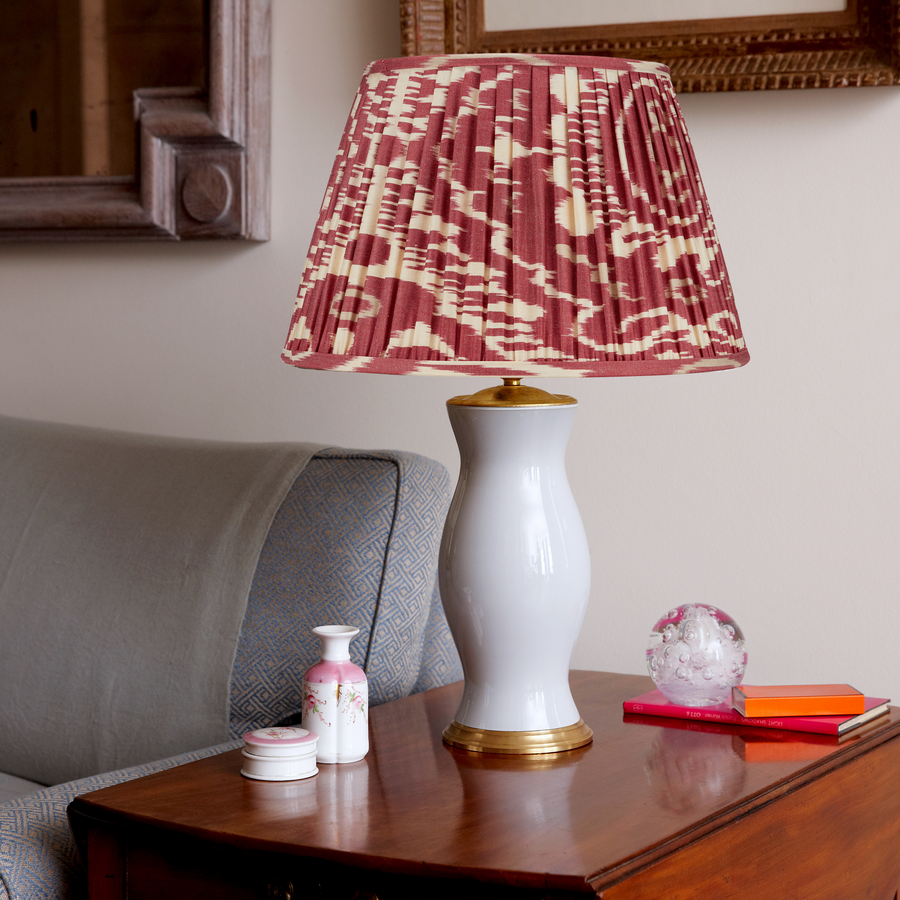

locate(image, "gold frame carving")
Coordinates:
400 0 900 92
0 0 270 241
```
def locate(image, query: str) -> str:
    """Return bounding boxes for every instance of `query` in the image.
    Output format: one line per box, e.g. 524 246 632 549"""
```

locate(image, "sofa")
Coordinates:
0 414 461 900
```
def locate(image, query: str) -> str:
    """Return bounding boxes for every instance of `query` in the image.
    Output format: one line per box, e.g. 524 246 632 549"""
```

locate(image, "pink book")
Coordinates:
623 689 890 736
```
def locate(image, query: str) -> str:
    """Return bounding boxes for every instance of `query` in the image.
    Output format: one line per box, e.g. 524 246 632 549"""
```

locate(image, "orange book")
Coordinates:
732 684 865 718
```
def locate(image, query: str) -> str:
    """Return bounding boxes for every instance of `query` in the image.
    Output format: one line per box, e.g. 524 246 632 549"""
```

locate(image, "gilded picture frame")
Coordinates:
400 0 900 91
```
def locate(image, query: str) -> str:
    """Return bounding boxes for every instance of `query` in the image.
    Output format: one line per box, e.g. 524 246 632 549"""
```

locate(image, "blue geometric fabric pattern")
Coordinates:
229 448 461 736
0 742 239 900
362 450 462 703
413 579 465 694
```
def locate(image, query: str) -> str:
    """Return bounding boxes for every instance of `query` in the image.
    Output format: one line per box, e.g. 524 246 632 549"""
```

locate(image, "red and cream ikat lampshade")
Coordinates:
282 54 748 377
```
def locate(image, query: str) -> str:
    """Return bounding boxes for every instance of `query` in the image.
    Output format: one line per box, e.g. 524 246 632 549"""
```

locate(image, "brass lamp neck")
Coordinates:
447 378 576 408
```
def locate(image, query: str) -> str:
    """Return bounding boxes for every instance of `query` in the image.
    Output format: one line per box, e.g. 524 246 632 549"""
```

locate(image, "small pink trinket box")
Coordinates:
241 726 318 781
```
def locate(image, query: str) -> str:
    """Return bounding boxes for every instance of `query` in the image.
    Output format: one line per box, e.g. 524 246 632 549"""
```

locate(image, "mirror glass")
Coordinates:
484 0 847 31
1 0 206 178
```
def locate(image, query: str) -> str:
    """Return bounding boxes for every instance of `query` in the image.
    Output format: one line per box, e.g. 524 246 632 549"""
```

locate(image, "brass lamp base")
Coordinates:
442 719 593 755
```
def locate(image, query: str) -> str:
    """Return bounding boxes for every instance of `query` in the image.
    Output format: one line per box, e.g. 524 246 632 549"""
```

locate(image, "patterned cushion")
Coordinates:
413 580 464 694
0 742 239 900
229 448 460 736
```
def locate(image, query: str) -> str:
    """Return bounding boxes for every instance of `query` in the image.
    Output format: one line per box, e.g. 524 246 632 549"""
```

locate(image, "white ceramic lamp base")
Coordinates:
439 382 593 754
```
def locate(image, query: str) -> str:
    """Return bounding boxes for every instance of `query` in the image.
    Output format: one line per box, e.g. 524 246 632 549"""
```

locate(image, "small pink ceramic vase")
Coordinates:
301 625 369 763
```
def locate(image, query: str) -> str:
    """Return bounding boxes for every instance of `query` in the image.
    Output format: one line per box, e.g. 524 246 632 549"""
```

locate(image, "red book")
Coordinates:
623 689 890 736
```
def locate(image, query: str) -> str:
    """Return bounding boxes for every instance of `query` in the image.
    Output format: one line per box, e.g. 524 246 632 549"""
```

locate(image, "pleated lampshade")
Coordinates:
282 54 747 378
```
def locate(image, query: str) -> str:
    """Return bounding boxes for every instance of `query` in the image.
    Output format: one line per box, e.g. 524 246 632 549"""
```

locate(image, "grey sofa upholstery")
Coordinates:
0 415 461 900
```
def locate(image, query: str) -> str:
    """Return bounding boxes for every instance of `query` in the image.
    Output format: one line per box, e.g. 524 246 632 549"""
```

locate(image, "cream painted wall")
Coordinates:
1 0 898 701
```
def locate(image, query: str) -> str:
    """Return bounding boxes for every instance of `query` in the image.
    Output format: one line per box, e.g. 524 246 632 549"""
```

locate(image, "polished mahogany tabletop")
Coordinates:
70 671 900 897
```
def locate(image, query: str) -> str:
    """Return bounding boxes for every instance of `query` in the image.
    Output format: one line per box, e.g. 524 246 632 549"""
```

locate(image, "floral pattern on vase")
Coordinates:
301 625 369 763
339 684 367 724
303 683 331 726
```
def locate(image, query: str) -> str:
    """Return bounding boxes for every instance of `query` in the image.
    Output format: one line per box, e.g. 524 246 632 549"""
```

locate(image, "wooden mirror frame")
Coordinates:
0 0 270 241
400 0 900 92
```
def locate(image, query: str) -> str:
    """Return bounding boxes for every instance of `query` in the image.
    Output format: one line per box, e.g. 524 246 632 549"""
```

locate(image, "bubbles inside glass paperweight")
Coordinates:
646 604 747 707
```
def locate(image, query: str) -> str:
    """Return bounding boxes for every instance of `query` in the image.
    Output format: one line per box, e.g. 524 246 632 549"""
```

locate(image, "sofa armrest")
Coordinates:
0 742 240 900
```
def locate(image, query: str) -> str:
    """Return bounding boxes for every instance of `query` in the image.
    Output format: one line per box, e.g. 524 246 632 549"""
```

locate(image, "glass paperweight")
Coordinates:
646 604 747 707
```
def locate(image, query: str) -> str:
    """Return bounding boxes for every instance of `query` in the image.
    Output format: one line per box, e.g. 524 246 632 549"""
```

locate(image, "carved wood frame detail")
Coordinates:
400 0 900 92
0 0 270 241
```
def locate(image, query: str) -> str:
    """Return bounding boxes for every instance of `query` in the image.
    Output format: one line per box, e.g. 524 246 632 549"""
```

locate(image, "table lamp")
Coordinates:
282 54 748 754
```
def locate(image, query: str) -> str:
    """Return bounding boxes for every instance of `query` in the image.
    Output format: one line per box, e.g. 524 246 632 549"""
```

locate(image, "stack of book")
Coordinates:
623 683 890 737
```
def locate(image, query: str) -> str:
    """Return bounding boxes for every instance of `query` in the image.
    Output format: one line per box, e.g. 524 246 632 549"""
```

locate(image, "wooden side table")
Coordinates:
68 671 900 899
